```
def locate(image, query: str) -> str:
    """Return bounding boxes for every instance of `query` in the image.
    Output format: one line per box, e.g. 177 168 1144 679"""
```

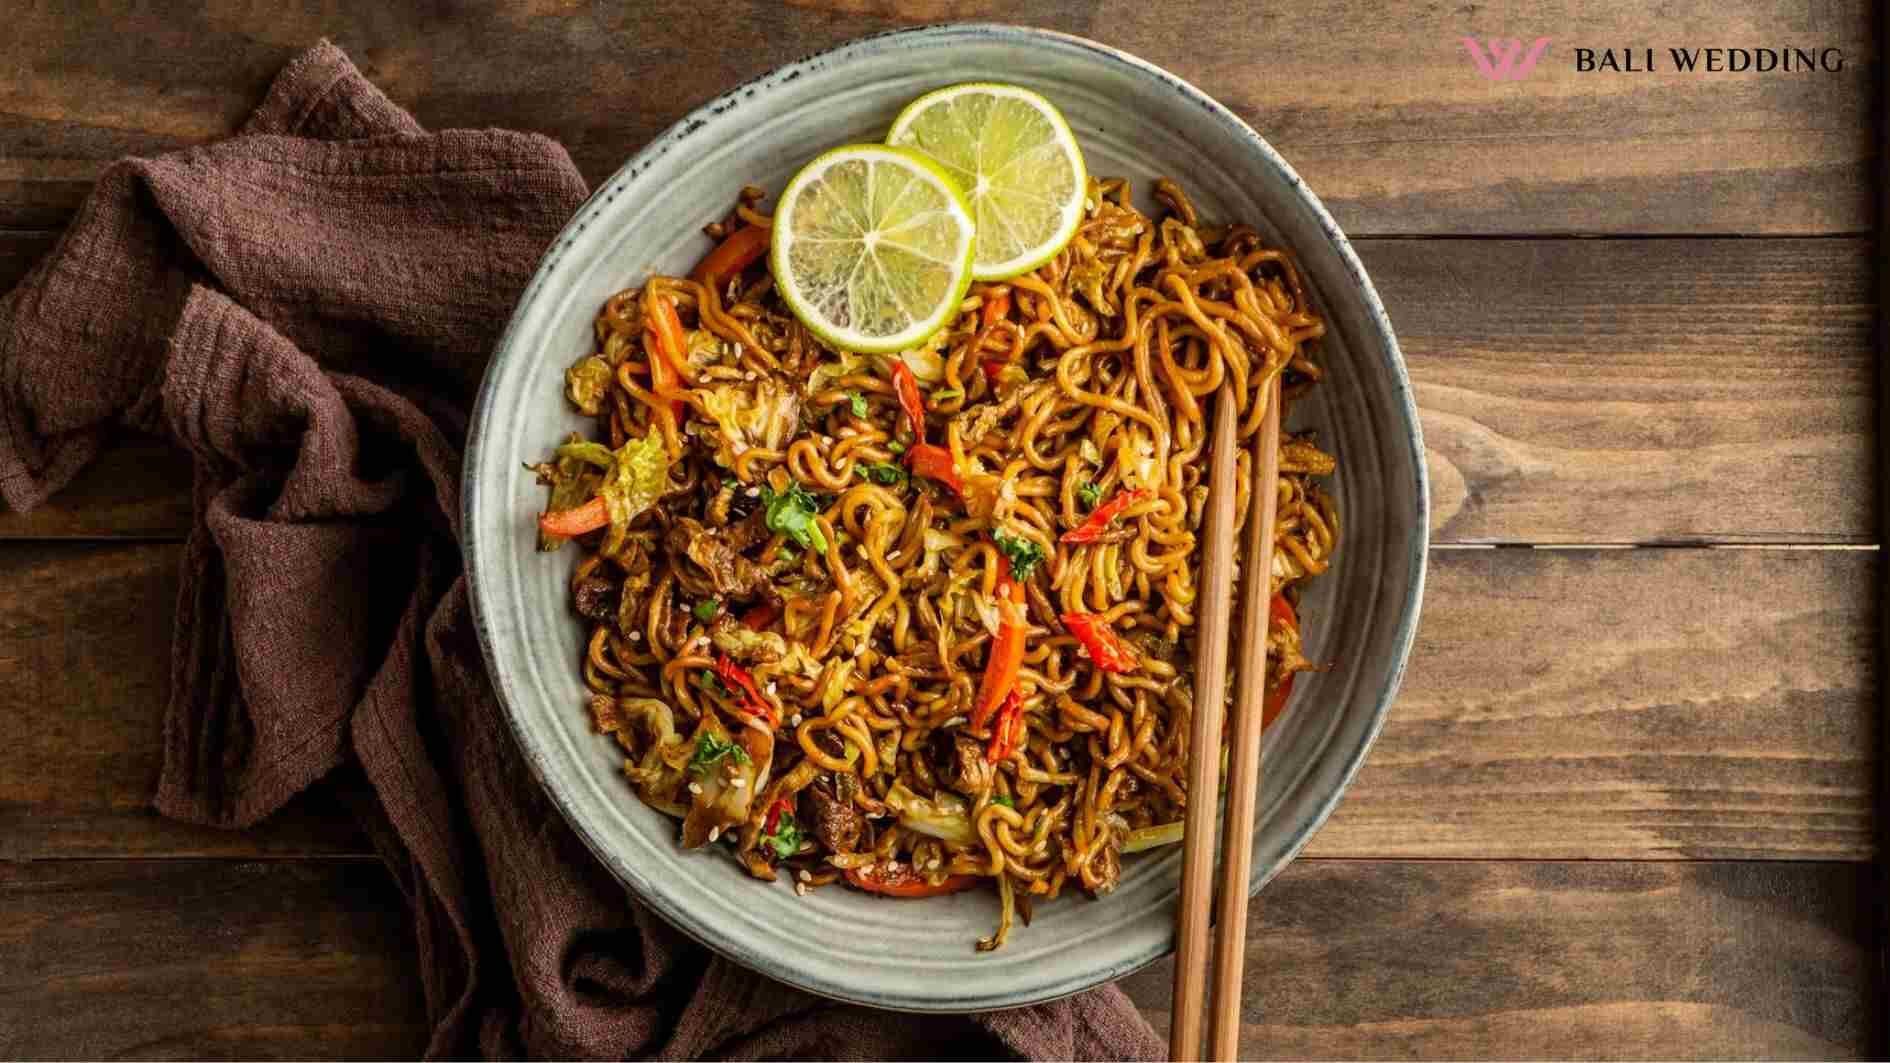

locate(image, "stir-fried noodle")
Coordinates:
532 177 1337 948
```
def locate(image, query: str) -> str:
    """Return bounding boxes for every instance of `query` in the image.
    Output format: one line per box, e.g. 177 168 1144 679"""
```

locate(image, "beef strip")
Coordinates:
572 573 619 622
666 511 772 599
805 775 863 853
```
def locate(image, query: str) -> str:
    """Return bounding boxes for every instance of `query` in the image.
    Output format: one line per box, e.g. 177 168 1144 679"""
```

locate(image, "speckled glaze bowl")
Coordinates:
464 23 1426 1012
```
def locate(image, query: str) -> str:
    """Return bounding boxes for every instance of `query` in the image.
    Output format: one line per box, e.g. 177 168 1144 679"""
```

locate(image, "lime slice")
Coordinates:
770 144 976 354
886 83 1087 281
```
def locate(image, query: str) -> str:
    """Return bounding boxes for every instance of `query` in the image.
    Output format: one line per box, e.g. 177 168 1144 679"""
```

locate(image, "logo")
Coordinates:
1462 37 1552 81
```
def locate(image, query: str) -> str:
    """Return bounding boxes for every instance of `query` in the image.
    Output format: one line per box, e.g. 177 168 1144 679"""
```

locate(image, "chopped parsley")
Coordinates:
853 461 907 486
1076 481 1104 508
759 481 829 553
991 795 1015 808
761 811 803 859
687 730 748 776
692 599 720 623
696 669 728 696
778 546 798 563
931 387 963 403
887 439 908 456
992 530 1046 582
845 391 869 417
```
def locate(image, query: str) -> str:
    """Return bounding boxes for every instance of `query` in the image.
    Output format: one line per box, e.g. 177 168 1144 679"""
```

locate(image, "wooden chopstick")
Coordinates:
1169 387 1243 1062
1208 378 1283 1061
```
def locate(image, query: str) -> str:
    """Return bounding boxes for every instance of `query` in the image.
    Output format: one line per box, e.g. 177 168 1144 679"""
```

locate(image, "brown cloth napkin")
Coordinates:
0 42 1163 1061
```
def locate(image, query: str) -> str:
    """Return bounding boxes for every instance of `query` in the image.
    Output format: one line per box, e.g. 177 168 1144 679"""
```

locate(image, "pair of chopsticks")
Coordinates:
1170 376 1283 1061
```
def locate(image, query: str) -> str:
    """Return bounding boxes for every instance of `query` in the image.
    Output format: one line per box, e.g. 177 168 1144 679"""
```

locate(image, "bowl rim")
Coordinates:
463 20 1429 1013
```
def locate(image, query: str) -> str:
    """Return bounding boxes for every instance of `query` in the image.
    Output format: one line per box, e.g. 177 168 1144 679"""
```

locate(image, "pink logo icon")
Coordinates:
1462 37 1552 81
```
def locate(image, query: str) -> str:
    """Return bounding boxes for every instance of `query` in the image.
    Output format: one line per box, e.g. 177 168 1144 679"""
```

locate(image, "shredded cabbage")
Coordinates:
886 781 975 845
696 377 800 469
531 433 603 551
564 355 614 415
598 427 671 557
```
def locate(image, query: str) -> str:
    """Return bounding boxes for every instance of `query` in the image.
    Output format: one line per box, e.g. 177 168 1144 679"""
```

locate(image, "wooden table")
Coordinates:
0 3 1879 1058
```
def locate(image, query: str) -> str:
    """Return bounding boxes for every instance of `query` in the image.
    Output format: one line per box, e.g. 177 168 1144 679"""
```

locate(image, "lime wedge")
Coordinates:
770 144 976 354
886 83 1087 281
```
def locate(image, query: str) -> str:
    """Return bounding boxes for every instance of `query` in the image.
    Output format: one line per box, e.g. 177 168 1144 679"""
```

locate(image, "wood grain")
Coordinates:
0 1 1872 234
0 543 363 857
1120 859 1877 1059
1308 547 1878 860
1370 238 1877 545
0 858 1867 1059
0 235 1871 545
1 543 1869 861
0 859 429 1059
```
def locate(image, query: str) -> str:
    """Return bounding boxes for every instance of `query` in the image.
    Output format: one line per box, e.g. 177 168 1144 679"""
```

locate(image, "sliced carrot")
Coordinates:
1061 487 1151 544
1060 612 1138 674
741 601 779 631
904 443 963 495
890 360 927 441
538 496 608 537
689 223 770 293
643 293 690 420
845 864 981 898
969 570 1026 730
981 291 1010 331
984 689 1026 763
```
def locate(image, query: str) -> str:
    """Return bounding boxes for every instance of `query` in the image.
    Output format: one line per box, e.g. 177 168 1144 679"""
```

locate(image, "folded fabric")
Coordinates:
0 39 1162 1060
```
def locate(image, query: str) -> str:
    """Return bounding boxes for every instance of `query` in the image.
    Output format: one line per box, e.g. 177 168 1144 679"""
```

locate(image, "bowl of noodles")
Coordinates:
463 23 1427 1011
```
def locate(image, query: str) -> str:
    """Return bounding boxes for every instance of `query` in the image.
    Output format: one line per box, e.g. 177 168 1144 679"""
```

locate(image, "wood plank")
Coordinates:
1 858 1868 1059
1309 546 1877 860
1 235 1871 544
0 542 364 857
0 1 1872 234
1371 238 1878 544
0 543 1871 861
1119 860 1876 1059
0 859 429 1059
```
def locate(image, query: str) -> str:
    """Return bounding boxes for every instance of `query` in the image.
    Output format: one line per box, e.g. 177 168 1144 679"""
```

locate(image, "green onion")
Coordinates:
991 530 1046 582
762 812 803 859
687 730 748 776
759 481 829 553
853 461 907 486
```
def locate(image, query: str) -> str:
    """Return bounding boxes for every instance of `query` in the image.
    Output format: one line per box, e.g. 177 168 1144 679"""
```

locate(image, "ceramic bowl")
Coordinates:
464 23 1427 1012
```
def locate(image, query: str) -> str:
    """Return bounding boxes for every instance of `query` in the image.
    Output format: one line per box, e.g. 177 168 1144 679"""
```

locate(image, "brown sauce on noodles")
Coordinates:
533 177 1337 949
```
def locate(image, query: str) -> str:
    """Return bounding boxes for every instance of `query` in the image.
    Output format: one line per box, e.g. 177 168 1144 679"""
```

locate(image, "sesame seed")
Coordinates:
794 881 808 896
798 869 812 882
627 631 641 642
746 486 760 498
688 782 703 795
708 826 721 842
731 777 746 788
766 681 777 695
886 550 902 561
789 713 803 726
